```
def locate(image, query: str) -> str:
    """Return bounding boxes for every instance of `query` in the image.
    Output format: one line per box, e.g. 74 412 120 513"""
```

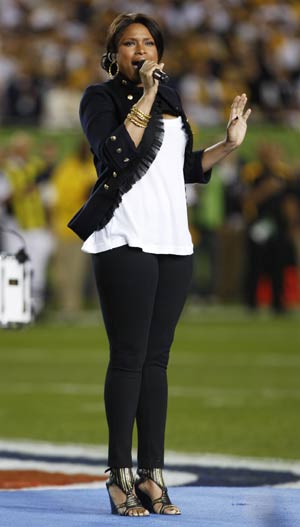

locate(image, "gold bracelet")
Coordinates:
126 112 148 128
131 104 151 121
127 108 149 127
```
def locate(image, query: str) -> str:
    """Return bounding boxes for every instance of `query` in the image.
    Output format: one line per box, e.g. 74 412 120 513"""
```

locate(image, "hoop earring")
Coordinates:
108 60 119 78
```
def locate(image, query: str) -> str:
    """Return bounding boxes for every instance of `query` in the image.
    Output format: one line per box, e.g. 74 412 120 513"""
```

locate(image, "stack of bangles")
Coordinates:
127 104 151 128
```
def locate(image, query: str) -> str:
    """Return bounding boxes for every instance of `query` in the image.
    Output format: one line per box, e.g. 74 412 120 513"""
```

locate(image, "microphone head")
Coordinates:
153 69 169 83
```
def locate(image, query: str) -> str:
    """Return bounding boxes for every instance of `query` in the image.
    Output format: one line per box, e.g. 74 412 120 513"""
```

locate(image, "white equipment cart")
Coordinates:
0 250 33 327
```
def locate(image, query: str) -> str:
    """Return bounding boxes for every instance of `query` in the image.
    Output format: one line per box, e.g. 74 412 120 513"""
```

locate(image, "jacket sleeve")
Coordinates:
79 85 139 174
185 149 212 185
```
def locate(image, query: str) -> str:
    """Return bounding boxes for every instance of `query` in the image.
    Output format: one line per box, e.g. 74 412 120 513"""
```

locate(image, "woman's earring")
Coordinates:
108 60 119 78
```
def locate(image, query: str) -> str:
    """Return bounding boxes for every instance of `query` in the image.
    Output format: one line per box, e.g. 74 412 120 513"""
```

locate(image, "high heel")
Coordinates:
106 467 149 516
135 468 181 515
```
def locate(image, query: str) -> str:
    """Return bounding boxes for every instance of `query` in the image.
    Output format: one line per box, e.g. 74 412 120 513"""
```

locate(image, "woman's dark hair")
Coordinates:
101 13 164 73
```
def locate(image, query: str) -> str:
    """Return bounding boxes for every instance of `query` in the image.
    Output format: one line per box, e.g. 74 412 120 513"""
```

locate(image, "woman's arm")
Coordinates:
80 61 163 165
124 60 164 147
124 91 156 147
201 94 251 172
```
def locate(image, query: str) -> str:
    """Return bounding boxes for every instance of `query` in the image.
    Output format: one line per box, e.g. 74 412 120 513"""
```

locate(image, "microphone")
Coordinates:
133 60 169 84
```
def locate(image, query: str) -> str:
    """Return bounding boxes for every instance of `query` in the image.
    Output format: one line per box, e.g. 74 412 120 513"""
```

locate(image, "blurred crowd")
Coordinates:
1 0 300 316
1 133 300 316
188 143 300 313
1 0 300 127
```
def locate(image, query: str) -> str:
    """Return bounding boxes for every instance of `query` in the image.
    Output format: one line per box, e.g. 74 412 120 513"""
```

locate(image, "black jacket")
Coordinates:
68 73 211 241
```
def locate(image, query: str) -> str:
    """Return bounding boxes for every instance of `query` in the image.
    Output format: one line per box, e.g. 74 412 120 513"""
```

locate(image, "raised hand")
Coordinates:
226 94 251 149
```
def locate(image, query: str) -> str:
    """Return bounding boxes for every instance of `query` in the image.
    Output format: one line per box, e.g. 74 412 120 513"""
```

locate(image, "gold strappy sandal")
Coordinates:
106 468 149 516
135 468 181 515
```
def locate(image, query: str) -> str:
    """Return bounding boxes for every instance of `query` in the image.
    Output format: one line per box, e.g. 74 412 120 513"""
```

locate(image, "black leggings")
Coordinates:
92 245 193 468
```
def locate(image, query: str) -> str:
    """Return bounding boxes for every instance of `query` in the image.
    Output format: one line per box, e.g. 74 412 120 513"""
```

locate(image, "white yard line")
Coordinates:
0 350 105 361
0 382 103 395
1 381 300 398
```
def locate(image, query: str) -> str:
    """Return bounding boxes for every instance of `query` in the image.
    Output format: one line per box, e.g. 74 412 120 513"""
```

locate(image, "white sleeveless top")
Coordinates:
82 116 193 255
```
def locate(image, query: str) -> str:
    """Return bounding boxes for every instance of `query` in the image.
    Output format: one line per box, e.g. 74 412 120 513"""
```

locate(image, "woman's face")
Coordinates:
116 23 159 83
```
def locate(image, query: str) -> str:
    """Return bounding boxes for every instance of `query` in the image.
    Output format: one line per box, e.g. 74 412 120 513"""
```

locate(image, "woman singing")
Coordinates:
68 12 251 517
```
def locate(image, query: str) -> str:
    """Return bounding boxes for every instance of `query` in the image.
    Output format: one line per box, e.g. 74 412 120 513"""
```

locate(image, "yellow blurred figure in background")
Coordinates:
51 139 96 315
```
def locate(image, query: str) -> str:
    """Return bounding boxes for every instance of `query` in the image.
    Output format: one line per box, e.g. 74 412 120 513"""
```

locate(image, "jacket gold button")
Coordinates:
112 171 118 177
104 184 109 190
116 147 122 153
123 158 130 162
127 94 133 100
122 80 128 85
110 135 117 141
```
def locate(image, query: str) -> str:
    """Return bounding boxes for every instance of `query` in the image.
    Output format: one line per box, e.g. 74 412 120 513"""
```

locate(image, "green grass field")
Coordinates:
1 305 299 460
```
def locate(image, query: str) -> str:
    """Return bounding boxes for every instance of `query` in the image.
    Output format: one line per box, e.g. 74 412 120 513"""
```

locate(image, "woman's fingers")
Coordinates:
230 94 251 120
139 60 165 90
244 108 252 121
141 60 164 74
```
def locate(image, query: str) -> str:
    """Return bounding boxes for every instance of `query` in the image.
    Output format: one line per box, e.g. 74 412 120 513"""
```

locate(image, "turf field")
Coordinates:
1 305 299 461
